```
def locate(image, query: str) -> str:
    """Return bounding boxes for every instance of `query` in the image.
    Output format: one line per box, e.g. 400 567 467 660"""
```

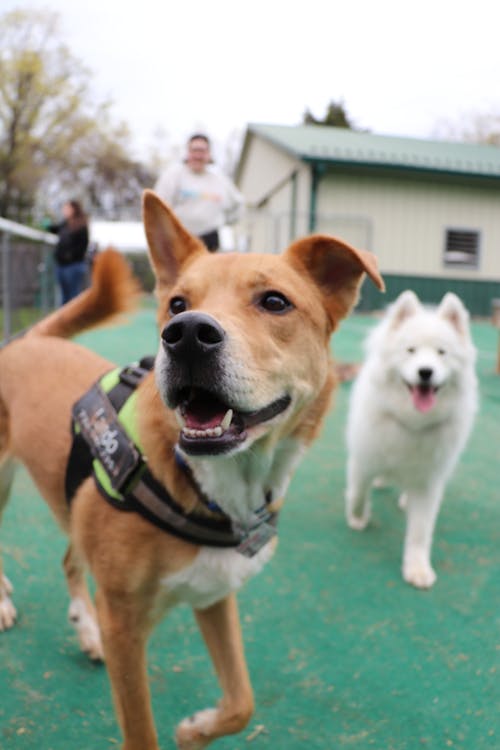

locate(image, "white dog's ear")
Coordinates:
438 293 470 338
389 290 421 329
142 190 206 291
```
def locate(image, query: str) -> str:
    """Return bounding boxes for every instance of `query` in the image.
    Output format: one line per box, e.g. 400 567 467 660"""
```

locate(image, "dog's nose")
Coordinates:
161 312 225 360
418 367 433 382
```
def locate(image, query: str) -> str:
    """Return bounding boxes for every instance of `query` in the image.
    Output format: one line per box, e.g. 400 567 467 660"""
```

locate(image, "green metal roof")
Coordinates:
248 123 500 179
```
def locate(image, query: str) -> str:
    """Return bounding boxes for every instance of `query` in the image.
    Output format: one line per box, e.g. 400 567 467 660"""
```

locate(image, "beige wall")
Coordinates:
238 136 300 205
237 135 310 252
248 165 311 252
237 134 500 277
318 172 500 280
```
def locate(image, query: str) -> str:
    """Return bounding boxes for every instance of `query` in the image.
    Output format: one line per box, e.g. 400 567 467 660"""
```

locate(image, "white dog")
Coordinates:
345 290 478 588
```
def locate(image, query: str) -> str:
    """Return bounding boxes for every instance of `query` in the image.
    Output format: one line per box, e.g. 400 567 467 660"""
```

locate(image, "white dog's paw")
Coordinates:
68 598 104 661
175 708 217 750
403 560 437 589
347 514 369 531
346 508 371 531
0 575 17 631
345 490 371 530
398 493 408 511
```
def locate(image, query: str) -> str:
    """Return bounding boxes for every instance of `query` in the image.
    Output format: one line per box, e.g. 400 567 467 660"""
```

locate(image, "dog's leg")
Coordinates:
176 594 254 750
0 457 17 631
96 587 160 750
64 544 103 660
402 486 444 589
0 571 16 631
345 459 372 530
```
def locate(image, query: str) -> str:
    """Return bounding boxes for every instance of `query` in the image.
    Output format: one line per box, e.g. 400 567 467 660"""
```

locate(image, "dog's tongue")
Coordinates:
411 386 436 413
185 407 226 430
183 396 227 429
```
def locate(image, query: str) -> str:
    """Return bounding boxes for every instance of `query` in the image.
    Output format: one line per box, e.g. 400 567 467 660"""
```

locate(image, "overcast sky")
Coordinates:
4 0 500 161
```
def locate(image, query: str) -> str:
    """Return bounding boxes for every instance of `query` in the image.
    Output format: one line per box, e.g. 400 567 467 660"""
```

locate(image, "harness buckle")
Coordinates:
235 519 277 558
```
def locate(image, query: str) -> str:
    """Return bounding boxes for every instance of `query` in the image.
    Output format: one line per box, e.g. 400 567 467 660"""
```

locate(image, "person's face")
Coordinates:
186 138 211 173
62 202 74 220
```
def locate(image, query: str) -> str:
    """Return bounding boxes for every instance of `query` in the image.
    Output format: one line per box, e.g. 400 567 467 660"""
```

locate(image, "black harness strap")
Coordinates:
128 474 242 547
65 357 155 504
65 357 278 555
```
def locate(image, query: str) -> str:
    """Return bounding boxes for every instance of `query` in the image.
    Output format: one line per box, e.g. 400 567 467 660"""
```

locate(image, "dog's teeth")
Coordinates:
182 426 223 439
180 410 232 440
220 409 233 432
175 411 186 429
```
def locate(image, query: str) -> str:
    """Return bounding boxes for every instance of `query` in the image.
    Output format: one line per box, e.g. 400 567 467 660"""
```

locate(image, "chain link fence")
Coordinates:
0 218 58 344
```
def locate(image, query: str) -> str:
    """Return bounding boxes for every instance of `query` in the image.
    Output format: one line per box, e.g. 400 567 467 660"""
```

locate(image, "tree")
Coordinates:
44 116 155 220
0 9 152 222
433 111 500 146
303 99 358 129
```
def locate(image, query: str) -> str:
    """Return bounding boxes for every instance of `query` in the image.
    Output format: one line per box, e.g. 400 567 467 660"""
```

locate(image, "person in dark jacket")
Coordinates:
49 200 89 304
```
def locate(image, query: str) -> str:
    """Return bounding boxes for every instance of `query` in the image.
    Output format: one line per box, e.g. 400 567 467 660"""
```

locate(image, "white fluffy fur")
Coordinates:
345 291 478 588
162 438 304 610
185 437 305 527
161 541 277 610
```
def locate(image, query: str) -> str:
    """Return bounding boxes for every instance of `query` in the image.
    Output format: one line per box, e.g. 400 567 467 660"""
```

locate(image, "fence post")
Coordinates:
40 244 51 314
1 231 11 342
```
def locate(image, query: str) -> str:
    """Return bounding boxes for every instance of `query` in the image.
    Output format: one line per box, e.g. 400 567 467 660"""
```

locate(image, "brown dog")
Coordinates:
0 191 383 749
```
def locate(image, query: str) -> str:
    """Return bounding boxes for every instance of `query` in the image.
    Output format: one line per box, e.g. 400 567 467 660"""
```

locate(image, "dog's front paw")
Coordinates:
403 559 437 589
345 490 371 531
346 511 370 531
175 709 217 750
68 598 104 661
0 575 17 631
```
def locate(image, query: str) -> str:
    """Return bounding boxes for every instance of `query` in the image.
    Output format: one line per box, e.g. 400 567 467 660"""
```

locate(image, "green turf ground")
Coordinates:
1 306 499 750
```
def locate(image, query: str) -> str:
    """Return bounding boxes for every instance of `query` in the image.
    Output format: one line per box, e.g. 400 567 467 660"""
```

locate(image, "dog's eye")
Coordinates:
169 296 188 315
407 347 416 354
438 348 446 356
258 291 293 314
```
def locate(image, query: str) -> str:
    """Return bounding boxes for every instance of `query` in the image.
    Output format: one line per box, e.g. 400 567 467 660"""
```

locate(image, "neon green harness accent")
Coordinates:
99 369 142 445
82 368 143 502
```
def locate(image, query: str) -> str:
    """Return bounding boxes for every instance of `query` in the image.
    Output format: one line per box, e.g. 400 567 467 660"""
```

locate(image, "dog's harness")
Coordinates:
65 359 278 557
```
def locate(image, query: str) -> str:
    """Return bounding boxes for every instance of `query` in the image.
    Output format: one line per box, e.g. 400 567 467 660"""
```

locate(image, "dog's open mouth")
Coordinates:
174 389 291 455
408 384 439 413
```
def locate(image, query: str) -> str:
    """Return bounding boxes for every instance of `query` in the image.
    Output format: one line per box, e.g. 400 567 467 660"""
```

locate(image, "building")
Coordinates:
89 220 148 253
235 124 500 315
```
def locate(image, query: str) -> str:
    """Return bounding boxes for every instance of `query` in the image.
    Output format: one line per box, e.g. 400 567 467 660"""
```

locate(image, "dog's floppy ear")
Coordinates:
388 290 422 329
142 190 206 291
284 235 384 328
438 292 470 339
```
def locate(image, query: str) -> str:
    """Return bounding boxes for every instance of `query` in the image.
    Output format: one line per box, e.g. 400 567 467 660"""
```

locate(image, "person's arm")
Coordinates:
44 221 63 234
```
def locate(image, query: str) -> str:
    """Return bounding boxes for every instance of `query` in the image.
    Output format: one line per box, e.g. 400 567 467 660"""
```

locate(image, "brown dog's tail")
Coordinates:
27 248 142 339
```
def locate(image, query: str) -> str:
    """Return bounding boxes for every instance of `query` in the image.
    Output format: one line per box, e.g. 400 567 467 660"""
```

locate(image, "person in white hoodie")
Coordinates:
154 133 243 251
